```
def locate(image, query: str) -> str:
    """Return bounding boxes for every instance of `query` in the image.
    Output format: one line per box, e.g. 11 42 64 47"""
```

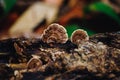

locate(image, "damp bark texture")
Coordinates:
0 24 120 80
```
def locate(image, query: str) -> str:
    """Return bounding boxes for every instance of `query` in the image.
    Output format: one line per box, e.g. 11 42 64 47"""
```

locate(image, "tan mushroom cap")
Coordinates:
71 29 89 45
41 23 68 44
27 55 42 70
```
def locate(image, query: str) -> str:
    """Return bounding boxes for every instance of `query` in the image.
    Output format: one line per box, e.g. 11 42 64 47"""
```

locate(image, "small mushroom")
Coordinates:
41 23 68 44
27 55 42 71
71 29 89 45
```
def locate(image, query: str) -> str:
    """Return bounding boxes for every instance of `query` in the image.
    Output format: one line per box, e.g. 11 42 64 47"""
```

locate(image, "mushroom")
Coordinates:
27 55 42 72
41 23 68 44
70 29 89 45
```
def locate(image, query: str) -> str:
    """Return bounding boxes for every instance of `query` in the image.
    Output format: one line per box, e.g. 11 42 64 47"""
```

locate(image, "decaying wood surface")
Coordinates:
0 23 120 80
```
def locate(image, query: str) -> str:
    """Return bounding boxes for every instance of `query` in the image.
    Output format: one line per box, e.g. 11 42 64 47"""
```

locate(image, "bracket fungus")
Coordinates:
70 29 89 45
41 23 68 44
27 55 42 71
0 23 120 80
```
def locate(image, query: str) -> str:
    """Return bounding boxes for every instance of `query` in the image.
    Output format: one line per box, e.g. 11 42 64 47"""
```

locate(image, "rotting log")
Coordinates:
0 24 120 80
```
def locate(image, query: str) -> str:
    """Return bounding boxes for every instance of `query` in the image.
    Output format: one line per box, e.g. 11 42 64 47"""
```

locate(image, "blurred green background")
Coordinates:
0 0 120 38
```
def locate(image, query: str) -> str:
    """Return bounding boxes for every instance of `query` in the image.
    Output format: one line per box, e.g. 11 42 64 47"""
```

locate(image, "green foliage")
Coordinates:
89 2 120 25
3 0 16 14
65 24 95 38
